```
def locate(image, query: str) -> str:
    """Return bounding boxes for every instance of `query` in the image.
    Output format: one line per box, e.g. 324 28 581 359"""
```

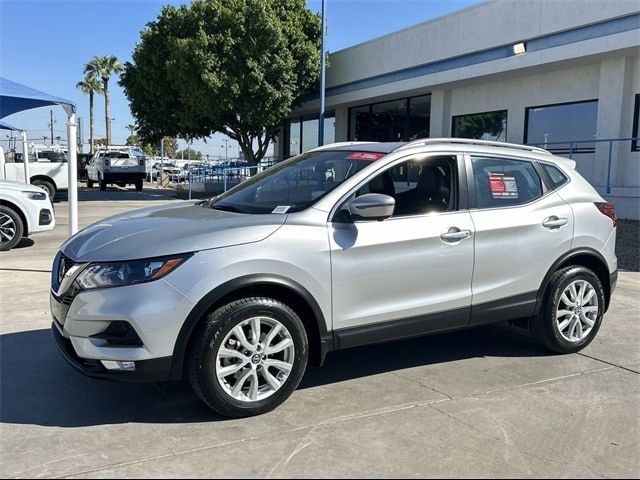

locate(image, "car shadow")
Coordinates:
13 238 35 249
0 325 548 428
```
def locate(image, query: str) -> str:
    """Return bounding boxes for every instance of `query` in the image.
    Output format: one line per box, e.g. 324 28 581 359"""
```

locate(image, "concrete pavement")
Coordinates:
1 186 638 478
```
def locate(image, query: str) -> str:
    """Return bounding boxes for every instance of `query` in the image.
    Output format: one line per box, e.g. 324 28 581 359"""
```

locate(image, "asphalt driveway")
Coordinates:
1 186 638 478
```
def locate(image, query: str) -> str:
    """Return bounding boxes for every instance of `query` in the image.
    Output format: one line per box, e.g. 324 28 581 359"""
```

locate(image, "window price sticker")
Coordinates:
489 173 519 199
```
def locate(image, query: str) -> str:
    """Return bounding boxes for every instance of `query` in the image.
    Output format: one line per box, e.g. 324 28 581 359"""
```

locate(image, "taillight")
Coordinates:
104 158 110 166
595 202 617 227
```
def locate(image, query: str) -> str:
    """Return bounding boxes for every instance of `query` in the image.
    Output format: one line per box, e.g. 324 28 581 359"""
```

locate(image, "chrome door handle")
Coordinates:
441 228 472 242
542 216 568 229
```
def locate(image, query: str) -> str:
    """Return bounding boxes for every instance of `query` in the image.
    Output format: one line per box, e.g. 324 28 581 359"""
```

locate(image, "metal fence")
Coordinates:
528 137 638 194
171 156 285 199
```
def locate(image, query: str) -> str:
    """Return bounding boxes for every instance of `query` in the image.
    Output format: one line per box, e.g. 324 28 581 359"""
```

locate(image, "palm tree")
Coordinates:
76 74 103 154
84 55 123 146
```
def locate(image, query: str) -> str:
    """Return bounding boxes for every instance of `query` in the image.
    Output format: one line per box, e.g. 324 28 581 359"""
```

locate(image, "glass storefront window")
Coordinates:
348 95 431 142
289 118 301 157
324 115 335 145
409 95 431 141
302 116 319 153
525 100 598 153
370 99 408 142
285 112 335 157
349 105 371 141
452 110 508 141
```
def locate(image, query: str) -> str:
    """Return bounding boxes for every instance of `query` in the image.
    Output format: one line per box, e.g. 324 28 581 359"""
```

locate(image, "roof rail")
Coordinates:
309 141 379 152
395 138 552 155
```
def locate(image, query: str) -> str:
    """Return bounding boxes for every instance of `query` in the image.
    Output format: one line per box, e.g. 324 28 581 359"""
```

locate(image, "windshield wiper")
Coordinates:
210 204 244 213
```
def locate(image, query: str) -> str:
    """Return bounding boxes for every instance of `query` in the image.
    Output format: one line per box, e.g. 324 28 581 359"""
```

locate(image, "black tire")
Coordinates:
87 179 94 188
187 297 308 418
135 179 143 192
31 179 56 200
0 205 24 251
531 266 606 354
99 179 107 191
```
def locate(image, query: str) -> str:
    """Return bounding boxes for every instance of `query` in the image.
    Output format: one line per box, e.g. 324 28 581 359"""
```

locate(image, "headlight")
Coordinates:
76 255 191 290
23 191 47 200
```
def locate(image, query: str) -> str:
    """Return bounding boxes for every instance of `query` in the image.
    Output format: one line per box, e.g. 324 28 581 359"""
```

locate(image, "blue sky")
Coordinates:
0 0 477 157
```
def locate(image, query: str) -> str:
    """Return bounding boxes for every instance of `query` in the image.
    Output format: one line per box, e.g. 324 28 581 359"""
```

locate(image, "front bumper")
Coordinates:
52 323 172 382
50 261 196 383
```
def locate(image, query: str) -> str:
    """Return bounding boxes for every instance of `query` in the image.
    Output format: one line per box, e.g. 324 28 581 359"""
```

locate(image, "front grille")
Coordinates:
51 252 83 326
52 253 76 292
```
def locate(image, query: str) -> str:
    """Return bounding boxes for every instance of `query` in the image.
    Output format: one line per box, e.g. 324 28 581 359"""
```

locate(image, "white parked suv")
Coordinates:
51 139 618 417
1 180 55 250
86 146 146 191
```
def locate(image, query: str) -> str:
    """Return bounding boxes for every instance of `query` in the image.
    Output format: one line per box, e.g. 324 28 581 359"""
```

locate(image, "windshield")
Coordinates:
209 150 386 214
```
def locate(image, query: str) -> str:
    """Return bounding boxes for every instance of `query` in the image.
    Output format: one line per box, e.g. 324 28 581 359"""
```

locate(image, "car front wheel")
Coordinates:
0 206 24 251
187 297 308 418
531 266 605 354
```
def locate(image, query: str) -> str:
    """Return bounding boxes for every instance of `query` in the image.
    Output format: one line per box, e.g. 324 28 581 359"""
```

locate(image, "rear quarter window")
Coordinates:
542 163 569 189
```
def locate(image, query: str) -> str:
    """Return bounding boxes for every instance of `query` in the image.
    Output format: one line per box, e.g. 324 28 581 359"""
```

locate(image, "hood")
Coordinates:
61 201 286 262
0 179 46 194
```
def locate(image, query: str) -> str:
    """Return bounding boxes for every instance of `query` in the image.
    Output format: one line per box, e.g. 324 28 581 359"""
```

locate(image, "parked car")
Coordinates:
151 161 176 181
86 146 146 191
1 145 69 200
0 180 55 251
51 139 617 418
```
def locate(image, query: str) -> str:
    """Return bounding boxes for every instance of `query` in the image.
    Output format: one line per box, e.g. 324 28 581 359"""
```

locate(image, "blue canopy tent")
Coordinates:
0 77 79 234
0 119 21 131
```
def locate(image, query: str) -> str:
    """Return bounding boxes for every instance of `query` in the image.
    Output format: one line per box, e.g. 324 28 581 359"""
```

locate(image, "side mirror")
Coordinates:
347 193 395 221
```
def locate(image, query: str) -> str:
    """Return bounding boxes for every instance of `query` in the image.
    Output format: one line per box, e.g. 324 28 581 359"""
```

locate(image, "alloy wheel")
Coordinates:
0 212 17 246
215 316 295 403
556 279 599 342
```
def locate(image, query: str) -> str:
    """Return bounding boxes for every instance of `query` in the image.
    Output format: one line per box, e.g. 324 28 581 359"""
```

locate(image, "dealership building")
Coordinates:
276 0 640 219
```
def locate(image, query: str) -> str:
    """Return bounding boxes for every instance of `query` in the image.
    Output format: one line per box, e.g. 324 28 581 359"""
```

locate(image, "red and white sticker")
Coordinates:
489 173 519 199
345 152 386 161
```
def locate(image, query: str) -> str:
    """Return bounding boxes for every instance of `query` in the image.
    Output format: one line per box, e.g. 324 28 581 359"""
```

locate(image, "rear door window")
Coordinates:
471 156 543 208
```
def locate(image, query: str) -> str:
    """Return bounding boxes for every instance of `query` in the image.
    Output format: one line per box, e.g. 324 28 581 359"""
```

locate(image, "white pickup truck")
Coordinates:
0 144 68 200
87 146 147 191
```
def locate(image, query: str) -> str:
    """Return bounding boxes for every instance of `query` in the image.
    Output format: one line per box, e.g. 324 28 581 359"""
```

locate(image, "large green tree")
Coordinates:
120 0 321 165
85 55 124 146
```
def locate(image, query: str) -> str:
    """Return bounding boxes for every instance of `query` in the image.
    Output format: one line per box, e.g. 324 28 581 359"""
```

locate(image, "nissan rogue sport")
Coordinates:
51 139 618 418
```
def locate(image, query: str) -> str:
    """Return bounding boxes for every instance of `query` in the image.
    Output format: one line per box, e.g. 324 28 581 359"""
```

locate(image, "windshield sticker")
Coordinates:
345 152 386 161
272 206 291 214
489 173 519 199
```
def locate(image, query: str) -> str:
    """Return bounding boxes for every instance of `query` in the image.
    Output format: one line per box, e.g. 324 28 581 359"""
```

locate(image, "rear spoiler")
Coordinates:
560 158 577 170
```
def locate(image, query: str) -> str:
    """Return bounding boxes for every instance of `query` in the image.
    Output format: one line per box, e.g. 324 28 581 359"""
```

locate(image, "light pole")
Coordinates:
318 0 327 147
221 139 230 162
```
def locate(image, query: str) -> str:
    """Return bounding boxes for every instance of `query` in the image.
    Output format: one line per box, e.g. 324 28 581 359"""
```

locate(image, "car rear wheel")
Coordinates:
187 297 308 418
31 179 55 200
87 179 94 188
135 179 143 192
0 206 24 251
99 179 107 191
531 266 605 354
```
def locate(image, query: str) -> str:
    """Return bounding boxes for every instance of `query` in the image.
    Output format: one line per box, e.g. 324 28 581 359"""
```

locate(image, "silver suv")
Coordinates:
51 139 618 418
